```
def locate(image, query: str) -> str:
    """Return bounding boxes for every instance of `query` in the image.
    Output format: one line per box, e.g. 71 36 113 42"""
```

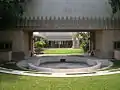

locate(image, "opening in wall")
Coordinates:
0 41 12 51
114 41 120 50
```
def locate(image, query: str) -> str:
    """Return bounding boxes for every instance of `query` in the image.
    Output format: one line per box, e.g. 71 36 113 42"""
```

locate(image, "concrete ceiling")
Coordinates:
33 32 73 41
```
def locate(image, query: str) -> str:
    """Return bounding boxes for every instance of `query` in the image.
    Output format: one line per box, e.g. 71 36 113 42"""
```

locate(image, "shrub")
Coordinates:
80 42 89 52
34 41 46 49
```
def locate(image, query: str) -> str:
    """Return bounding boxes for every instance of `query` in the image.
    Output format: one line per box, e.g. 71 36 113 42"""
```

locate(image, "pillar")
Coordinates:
94 31 102 57
90 32 96 50
12 30 26 61
12 30 24 52
28 32 33 56
72 35 77 48
101 30 114 58
95 30 115 59
72 32 80 49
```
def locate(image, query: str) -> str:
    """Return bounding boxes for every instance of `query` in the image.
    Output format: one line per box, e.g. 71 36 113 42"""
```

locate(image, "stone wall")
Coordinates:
114 50 120 60
0 31 25 52
0 31 32 61
95 30 120 58
0 51 12 63
95 31 103 57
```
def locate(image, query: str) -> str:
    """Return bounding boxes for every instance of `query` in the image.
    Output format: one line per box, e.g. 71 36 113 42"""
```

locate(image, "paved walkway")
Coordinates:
0 67 120 77
34 53 89 56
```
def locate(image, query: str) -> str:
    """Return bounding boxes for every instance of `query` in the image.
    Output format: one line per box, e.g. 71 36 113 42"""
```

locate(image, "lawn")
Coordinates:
0 73 120 90
43 48 84 54
111 60 120 69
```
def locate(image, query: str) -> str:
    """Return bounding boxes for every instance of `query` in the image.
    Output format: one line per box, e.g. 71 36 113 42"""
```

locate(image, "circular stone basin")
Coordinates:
16 55 113 74
39 62 90 69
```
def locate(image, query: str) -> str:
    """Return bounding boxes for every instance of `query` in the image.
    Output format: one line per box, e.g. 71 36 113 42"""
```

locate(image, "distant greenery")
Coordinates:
34 41 47 54
34 41 46 49
74 32 90 52
109 0 120 16
0 0 29 29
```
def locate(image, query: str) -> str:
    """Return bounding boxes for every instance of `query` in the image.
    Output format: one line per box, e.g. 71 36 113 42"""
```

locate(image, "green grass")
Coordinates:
0 73 120 90
111 60 120 69
43 48 84 54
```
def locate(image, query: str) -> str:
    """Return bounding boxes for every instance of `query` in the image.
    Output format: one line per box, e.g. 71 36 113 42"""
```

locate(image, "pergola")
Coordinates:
16 16 120 31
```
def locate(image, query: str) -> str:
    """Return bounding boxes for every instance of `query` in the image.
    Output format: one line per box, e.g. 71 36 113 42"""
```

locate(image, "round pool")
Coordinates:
17 55 113 74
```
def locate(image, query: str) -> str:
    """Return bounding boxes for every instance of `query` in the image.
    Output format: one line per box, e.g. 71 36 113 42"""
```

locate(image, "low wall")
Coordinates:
28 60 101 73
17 56 113 73
12 52 25 62
0 51 12 63
114 50 120 60
20 56 102 73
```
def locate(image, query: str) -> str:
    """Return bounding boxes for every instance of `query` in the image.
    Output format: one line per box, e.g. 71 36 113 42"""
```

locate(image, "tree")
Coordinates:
109 0 120 16
73 32 90 52
0 0 28 29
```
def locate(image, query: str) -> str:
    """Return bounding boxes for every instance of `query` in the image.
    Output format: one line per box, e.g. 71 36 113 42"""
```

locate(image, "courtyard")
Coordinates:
0 0 120 90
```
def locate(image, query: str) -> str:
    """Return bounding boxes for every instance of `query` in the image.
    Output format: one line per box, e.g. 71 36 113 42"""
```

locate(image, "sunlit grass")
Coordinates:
43 48 84 54
0 73 120 90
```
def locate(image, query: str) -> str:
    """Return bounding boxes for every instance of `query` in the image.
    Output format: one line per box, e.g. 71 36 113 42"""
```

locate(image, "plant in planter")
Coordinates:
34 41 46 54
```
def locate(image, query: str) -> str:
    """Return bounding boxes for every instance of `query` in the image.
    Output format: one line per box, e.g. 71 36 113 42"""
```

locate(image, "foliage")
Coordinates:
34 40 46 54
34 41 46 49
34 36 49 48
75 32 90 52
0 0 29 29
80 41 89 52
109 0 120 16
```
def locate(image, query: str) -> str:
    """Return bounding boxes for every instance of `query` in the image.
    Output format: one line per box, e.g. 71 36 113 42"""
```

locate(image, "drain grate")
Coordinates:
60 59 66 62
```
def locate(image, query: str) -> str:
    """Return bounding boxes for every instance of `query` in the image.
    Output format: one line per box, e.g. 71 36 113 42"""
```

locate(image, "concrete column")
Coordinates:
72 36 77 48
12 30 25 52
11 30 26 61
94 31 103 57
95 30 114 58
28 32 33 56
72 32 80 49
102 30 114 58
76 38 80 48
50 41 52 48
90 32 95 51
